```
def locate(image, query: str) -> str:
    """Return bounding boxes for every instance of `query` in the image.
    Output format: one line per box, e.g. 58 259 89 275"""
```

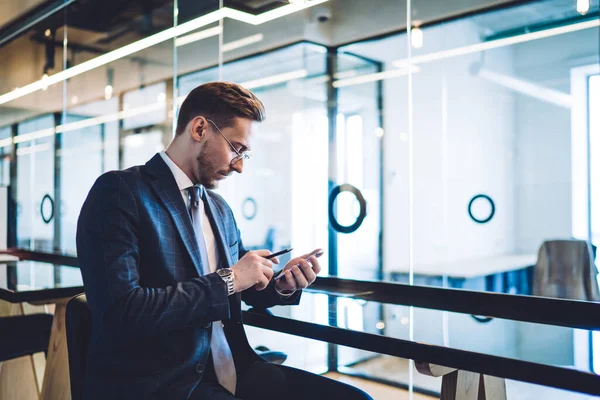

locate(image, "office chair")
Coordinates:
533 239 600 301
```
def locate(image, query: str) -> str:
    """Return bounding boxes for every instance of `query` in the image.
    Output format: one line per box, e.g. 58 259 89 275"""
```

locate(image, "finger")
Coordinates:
286 256 303 267
284 270 296 288
301 248 323 260
254 249 272 257
308 256 322 275
291 265 308 289
298 259 316 283
261 265 274 280
270 256 280 265
260 259 273 269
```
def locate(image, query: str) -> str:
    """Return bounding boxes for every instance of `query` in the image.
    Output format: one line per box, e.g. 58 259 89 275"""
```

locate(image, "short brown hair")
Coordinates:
176 81 265 135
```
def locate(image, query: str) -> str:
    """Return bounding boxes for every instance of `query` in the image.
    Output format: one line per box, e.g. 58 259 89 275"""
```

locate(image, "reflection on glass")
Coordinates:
0 261 82 292
59 99 119 255
0 127 11 185
16 115 55 251
121 131 165 170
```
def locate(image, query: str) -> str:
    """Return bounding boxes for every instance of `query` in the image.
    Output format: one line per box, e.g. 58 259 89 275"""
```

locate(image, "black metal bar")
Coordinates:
585 74 595 372
242 311 600 396
374 61 385 337
326 46 339 373
0 285 83 303
1 249 78 266
8 123 18 247
53 112 62 286
309 277 600 331
5 249 600 332
53 112 62 254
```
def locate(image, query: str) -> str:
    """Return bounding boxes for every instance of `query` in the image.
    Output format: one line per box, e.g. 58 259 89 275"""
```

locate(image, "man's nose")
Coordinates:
231 159 243 174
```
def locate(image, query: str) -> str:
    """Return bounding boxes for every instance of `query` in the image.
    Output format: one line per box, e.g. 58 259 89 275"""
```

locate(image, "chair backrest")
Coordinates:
65 294 92 400
533 239 600 301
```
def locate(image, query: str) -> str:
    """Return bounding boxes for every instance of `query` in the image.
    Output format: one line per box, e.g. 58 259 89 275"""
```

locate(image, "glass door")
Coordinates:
589 73 600 372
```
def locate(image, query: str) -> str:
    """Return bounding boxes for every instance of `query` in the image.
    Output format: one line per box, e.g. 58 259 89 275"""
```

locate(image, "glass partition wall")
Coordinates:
0 0 598 396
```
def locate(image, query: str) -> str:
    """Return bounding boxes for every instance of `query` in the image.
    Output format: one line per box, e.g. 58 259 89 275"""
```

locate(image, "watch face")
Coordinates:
218 268 232 277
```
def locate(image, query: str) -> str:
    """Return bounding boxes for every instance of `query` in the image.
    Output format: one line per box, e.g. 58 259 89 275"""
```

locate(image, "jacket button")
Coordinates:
203 322 212 329
196 363 204 374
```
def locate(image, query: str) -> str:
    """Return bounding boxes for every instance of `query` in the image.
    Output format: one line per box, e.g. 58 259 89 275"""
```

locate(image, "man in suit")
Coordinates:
76 82 322 399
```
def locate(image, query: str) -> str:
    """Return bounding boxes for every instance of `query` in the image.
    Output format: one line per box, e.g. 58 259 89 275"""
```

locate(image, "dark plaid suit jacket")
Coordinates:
76 153 300 399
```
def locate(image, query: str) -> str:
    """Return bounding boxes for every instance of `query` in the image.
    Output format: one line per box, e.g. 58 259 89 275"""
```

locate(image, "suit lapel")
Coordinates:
145 154 204 277
203 192 234 269
203 191 242 314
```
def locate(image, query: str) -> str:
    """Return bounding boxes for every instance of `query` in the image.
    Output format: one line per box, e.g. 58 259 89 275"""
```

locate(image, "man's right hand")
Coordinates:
230 250 277 292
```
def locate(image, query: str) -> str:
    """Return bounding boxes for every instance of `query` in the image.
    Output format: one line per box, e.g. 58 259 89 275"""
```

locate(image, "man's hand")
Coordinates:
275 249 322 293
230 250 277 292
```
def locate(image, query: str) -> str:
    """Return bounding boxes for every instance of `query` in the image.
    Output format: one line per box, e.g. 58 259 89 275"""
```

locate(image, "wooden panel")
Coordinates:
40 301 71 400
481 375 507 400
441 370 480 400
416 361 458 377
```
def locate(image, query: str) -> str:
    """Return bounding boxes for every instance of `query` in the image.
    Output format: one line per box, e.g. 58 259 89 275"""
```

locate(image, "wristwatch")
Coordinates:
217 268 235 296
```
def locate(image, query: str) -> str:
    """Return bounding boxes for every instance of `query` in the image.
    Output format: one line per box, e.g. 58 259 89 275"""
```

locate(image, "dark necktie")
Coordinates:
187 186 237 394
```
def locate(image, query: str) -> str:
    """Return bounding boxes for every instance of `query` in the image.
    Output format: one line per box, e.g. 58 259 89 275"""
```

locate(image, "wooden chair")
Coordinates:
416 362 507 400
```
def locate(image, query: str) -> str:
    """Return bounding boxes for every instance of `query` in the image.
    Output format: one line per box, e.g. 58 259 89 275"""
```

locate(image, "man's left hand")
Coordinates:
274 250 322 293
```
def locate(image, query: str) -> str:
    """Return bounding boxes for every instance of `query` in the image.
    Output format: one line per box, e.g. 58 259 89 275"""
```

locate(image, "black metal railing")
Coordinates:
243 309 600 396
5 248 600 395
309 276 600 331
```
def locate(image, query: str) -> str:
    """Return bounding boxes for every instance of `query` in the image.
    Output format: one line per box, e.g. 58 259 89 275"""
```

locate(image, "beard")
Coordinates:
196 146 228 189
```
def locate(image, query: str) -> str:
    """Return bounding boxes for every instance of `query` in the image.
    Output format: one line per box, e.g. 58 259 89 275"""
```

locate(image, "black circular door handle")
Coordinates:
468 194 495 224
471 315 493 324
328 184 367 234
40 194 54 224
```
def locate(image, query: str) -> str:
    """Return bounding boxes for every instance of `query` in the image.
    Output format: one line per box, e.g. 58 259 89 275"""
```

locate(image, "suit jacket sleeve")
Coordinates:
235 225 302 308
76 172 230 337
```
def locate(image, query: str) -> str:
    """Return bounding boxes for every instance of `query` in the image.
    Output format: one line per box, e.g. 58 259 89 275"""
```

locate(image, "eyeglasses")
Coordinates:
207 119 251 166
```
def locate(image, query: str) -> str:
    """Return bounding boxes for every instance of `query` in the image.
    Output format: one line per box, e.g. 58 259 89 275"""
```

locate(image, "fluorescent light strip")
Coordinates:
478 68 572 108
56 102 165 133
175 26 222 47
220 1 329 26
0 102 165 148
174 69 310 104
0 0 328 106
332 66 420 88
16 143 51 156
393 19 599 68
13 128 55 144
222 33 264 52
240 69 308 89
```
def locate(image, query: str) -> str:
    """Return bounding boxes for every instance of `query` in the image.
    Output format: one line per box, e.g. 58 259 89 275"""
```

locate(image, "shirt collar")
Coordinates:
159 151 196 192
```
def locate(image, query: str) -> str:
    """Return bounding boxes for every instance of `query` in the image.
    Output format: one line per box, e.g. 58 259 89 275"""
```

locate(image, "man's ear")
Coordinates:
190 116 207 142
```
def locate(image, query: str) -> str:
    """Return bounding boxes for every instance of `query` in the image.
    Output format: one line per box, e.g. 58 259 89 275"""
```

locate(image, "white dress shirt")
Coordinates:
159 151 219 273
159 151 293 297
